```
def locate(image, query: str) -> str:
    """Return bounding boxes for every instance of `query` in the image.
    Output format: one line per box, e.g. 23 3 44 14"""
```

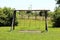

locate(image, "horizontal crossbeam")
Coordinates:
14 10 50 11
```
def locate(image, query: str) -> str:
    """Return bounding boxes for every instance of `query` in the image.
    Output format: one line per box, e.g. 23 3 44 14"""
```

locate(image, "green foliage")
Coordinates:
56 0 60 4
52 7 60 27
26 11 31 14
48 11 55 18
0 7 18 26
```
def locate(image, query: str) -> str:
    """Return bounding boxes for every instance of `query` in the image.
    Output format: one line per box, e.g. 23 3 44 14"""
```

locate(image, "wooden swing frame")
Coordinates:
11 9 50 31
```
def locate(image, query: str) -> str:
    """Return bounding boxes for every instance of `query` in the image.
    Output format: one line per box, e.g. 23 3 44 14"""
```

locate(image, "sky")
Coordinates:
0 0 56 11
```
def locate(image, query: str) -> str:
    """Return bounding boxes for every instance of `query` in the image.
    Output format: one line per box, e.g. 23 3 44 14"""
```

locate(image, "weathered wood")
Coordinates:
15 10 49 11
12 9 50 31
45 11 48 31
13 10 16 30
11 10 16 31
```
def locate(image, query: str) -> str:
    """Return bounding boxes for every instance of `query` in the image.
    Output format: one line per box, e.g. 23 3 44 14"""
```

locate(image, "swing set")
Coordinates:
11 9 50 31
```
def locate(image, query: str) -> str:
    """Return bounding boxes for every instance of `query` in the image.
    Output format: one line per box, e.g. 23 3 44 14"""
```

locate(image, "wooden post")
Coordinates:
11 10 16 31
13 10 16 30
45 11 48 31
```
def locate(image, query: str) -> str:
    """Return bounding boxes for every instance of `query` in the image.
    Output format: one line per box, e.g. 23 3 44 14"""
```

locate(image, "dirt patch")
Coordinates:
19 30 45 33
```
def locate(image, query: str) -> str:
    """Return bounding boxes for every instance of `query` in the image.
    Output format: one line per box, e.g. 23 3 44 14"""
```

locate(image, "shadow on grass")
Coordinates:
0 25 18 27
0 26 12 28
48 26 60 28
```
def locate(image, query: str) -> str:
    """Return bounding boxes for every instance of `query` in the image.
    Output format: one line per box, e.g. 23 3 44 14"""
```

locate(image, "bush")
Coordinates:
0 7 18 26
52 7 60 27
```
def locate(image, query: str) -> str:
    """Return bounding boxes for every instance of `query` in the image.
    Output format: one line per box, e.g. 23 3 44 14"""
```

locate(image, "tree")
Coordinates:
56 0 60 4
52 0 60 27
0 7 18 26
18 11 26 19
52 6 60 27
26 11 32 19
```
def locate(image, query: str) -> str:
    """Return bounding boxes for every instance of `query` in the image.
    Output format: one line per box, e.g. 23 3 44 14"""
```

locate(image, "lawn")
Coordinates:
0 18 60 40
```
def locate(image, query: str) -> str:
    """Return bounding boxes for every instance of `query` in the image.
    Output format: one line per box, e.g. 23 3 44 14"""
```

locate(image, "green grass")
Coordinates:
0 19 60 40
16 19 45 31
0 28 60 40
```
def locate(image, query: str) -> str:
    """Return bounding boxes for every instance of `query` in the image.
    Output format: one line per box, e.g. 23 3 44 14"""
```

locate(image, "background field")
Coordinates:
0 17 60 40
